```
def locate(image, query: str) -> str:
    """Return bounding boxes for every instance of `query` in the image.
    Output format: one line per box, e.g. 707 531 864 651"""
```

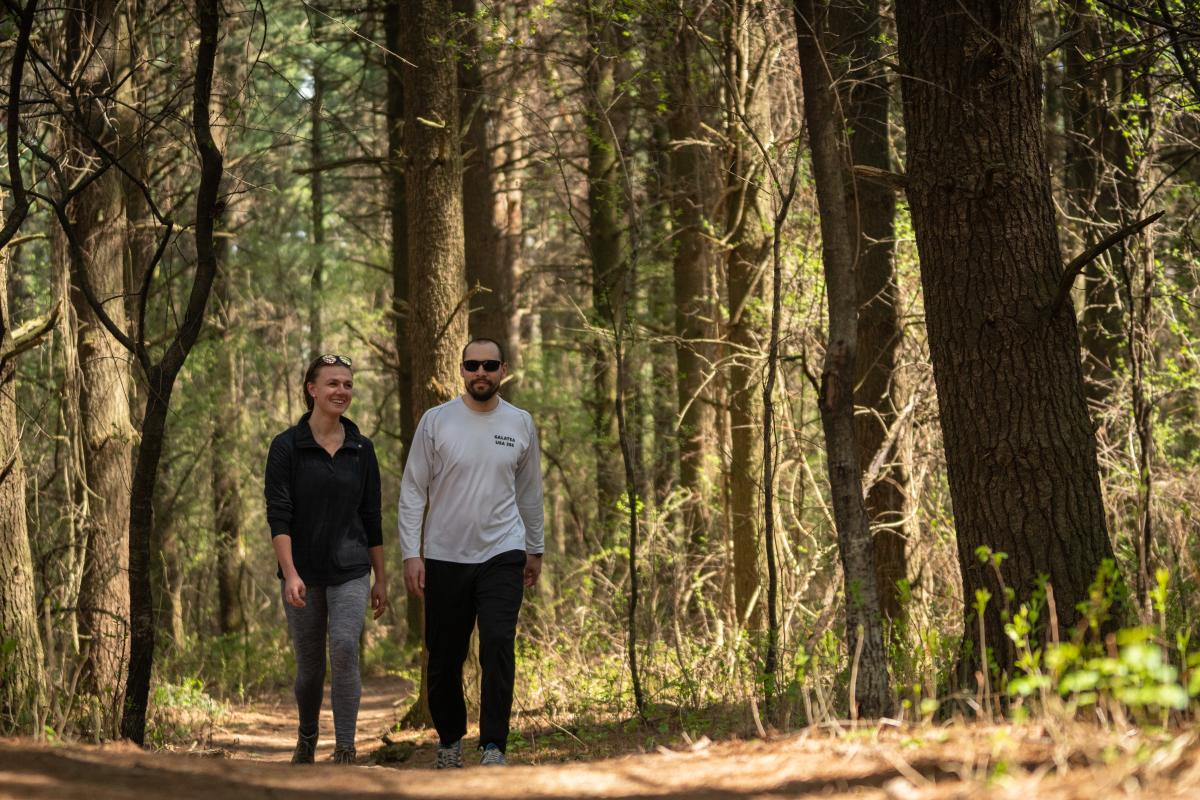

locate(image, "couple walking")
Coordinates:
263 337 544 767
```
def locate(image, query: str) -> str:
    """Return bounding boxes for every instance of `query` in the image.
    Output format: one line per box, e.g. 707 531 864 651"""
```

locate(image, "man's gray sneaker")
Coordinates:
436 739 464 769
291 729 318 764
480 743 506 766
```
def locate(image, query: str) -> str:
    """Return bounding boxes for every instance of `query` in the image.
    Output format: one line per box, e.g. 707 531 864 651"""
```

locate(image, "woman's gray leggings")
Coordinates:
282 574 370 748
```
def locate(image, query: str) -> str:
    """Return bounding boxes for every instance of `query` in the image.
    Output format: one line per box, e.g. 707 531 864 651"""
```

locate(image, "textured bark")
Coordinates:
0 206 48 731
584 9 630 542
63 0 134 725
895 1 1117 679
723 0 771 627
387 0 429 726
402 0 468 423
455 0 518 375
399 0 468 728
666 5 719 550
385 0 421 656
795 0 893 718
827 0 907 620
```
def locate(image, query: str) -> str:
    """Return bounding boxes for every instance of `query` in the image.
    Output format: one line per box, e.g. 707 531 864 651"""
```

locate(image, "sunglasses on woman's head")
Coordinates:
319 354 353 367
462 359 502 372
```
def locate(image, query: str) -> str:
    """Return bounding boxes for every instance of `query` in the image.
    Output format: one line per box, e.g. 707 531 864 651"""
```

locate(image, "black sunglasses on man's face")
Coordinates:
462 359 502 372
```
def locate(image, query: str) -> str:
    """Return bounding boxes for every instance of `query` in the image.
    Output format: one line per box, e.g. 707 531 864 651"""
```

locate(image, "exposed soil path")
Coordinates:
3 679 1200 798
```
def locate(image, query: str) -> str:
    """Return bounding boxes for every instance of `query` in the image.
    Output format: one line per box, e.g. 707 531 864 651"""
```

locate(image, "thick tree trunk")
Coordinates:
828 0 907 621
895 1 1117 680
723 0 771 627
666 6 719 550
402 0 469 417
584 9 630 542
64 0 134 728
384 0 422 656
795 0 893 718
0 218 48 731
399 0 469 727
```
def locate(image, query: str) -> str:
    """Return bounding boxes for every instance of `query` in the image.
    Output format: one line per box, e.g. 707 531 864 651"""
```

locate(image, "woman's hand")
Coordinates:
284 572 307 608
371 579 388 619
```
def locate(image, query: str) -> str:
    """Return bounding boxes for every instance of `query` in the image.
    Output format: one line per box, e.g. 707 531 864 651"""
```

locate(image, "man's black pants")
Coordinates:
425 549 525 752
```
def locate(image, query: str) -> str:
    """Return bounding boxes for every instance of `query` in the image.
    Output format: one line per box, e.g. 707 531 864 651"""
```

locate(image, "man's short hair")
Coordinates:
462 337 506 364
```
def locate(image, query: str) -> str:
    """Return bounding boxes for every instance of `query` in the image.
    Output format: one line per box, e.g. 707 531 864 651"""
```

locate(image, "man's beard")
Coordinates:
467 378 499 402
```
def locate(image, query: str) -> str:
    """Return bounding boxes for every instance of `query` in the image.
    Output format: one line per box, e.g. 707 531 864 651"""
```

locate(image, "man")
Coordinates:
398 337 544 768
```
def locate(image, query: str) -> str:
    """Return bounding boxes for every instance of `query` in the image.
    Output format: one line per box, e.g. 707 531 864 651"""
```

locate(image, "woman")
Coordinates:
264 353 387 765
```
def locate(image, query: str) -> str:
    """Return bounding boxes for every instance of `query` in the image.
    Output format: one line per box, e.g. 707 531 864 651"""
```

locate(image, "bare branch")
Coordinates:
1049 211 1164 320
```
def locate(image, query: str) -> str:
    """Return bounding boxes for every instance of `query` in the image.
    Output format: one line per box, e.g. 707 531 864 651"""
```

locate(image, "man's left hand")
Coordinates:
523 553 543 588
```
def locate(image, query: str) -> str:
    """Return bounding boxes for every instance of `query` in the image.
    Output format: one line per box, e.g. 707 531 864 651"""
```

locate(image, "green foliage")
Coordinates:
146 678 226 749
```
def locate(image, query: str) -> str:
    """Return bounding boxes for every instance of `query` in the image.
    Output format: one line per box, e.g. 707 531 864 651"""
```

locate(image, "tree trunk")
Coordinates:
723 0 771 627
0 206 48 732
795 0 893 719
210 40 246 637
827 0 907 622
64 0 134 729
399 0 469 728
308 8 326 358
385 0 421 655
211 261 244 635
455 0 518 373
120 0 224 742
584 7 630 543
894 0 1117 680
1063 2 1131 407
666 4 719 550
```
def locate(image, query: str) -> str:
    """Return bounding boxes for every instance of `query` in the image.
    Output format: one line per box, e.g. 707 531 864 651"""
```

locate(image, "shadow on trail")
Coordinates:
0 739 970 800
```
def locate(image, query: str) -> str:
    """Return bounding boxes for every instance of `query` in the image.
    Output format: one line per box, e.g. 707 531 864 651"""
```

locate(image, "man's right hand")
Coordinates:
284 573 307 608
404 557 425 599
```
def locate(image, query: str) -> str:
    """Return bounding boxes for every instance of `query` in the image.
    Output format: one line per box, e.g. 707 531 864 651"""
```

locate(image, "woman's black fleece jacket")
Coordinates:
264 413 383 587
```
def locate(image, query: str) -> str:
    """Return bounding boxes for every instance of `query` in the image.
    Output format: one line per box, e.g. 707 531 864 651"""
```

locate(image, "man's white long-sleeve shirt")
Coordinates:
398 396 545 563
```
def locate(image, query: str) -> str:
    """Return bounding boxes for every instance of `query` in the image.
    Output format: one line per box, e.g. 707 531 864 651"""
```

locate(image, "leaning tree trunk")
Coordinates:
666 3 720 552
828 0 907 621
63 0 135 729
723 0 772 628
895 0 1117 681
398 0 469 728
795 0 893 719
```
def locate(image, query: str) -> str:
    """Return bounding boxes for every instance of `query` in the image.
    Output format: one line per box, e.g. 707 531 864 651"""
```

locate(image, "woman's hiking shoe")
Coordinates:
480 743 506 766
331 746 357 765
435 739 463 769
290 730 318 764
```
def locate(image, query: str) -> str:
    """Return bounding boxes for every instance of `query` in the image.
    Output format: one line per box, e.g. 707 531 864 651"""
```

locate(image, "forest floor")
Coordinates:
3 677 1200 798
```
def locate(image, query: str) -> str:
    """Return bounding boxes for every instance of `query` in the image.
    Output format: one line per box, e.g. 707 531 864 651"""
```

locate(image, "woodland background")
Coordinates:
2 0 1200 754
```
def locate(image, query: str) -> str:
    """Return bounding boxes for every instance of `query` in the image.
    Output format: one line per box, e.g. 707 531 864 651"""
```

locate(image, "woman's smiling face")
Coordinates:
308 365 353 416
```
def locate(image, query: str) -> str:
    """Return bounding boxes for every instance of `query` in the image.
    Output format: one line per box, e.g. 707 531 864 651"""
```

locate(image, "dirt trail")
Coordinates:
3 679 1200 799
